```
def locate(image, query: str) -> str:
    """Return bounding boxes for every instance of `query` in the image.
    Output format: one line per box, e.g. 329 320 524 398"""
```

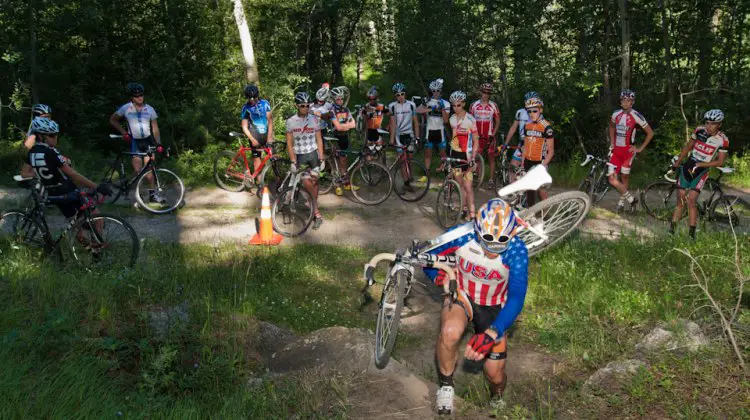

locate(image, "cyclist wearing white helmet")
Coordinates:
609 89 654 213
20 119 112 219
670 109 729 239
448 90 480 221
286 91 326 229
25 104 53 150
109 82 165 204
421 198 529 415
470 82 501 188
311 82 333 132
329 86 358 196
416 78 450 181
503 91 539 182
388 82 420 189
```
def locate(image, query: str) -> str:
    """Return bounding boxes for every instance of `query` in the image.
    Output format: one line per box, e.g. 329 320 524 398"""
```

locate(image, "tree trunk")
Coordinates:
695 2 718 94
659 0 675 104
329 14 342 83
28 0 39 104
618 0 631 91
232 0 259 83
602 2 612 103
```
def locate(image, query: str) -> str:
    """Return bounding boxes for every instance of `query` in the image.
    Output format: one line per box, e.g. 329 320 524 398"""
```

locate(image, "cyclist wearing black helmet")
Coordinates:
109 82 165 204
241 84 274 174
25 104 53 150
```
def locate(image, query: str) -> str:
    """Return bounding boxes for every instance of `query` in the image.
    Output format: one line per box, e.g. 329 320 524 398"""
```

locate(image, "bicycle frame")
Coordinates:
108 149 162 191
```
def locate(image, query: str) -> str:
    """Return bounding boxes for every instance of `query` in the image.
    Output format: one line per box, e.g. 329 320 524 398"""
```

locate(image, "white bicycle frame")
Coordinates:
496 164 554 249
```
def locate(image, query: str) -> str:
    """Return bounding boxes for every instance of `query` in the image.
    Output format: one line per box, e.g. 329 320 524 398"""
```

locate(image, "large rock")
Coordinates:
582 359 647 396
635 319 709 354
256 321 297 357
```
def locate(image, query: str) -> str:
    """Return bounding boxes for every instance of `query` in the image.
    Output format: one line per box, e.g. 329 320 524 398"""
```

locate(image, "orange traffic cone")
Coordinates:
249 186 283 245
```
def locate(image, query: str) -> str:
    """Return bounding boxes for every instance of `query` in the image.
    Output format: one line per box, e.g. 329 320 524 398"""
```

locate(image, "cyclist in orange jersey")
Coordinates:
520 97 554 206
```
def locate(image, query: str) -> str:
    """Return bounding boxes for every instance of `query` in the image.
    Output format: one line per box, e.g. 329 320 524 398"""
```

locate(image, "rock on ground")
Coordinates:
635 319 709 354
148 300 189 341
582 359 647 396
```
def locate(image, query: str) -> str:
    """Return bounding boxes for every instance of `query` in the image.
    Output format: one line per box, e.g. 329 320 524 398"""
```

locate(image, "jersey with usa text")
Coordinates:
470 100 500 138
611 109 649 148
116 102 158 140
26 143 75 194
689 126 729 163
455 238 528 307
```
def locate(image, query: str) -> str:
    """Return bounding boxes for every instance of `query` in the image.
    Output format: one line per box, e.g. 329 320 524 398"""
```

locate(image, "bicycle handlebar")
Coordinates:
363 253 456 296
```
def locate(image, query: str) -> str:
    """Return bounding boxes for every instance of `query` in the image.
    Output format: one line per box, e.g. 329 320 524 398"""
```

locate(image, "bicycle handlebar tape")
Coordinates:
249 186 283 246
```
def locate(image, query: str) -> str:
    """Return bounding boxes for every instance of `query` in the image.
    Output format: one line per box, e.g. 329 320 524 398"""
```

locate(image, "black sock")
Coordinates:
438 372 454 387
689 225 696 239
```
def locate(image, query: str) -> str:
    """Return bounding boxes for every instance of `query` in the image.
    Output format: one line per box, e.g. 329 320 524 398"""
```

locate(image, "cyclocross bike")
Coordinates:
101 134 185 214
492 144 522 188
213 131 291 195
370 128 430 202
578 154 617 205
1 176 139 269
641 164 748 226
435 157 486 228
271 163 321 237
318 136 393 205
363 165 592 368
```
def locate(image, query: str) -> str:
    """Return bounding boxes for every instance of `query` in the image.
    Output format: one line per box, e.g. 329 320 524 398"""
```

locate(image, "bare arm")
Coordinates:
412 115 420 138
389 116 396 145
635 125 654 153
60 165 97 189
24 134 37 150
266 111 274 143
696 151 728 169
286 132 295 163
109 113 128 136
442 107 450 123
242 119 260 147
151 119 161 144
542 138 555 167
504 120 519 146
608 120 616 150
492 113 501 137
316 130 324 161
674 139 695 167
20 163 35 178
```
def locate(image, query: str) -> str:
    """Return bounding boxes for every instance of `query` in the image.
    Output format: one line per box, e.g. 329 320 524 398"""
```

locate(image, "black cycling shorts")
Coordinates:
132 135 156 154
296 151 320 179
335 134 349 151
47 190 83 218
366 129 381 142
452 290 508 360
449 149 470 172
523 159 542 173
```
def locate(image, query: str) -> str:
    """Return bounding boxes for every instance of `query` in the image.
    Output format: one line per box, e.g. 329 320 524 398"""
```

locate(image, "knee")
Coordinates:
439 323 464 347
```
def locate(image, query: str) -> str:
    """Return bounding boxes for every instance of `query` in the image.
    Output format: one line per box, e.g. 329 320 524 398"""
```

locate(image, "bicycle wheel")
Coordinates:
591 173 610 204
641 180 681 221
472 154 486 189
517 191 591 257
374 268 407 369
494 162 511 189
101 164 126 204
578 178 593 197
350 161 393 205
317 157 336 195
213 150 247 192
393 158 430 202
67 214 139 269
135 168 186 214
271 187 315 237
0 210 46 251
709 195 748 226
258 157 291 195
436 179 463 229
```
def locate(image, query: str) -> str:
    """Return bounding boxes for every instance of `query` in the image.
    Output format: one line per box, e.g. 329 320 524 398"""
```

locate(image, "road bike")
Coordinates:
271 163 321 237
101 135 185 214
1 176 139 269
578 154 617 205
362 165 591 368
213 131 291 195
318 136 393 205
641 165 748 225
368 128 430 202
492 144 522 188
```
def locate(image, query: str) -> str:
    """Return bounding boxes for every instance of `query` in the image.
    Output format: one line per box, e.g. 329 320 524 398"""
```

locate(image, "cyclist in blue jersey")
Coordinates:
240 84 274 174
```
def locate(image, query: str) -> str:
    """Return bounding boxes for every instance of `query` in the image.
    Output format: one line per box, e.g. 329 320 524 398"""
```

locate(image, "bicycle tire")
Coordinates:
494 163 511 189
101 164 126 204
436 179 463 229
213 150 247 192
393 158 430 202
317 157 336 195
374 268 407 369
0 210 46 252
591 172 610 205
641 180 682 221
271 187 315 237
472 154 486 189
709 194 747 226
257 157 292 195
135 168 186 214
517 191 591 257
578 178 593 197
67 213 139 269
350 161 393 205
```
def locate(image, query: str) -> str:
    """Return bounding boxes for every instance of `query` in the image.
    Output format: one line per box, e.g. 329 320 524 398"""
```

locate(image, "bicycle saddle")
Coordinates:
497 164 553 197
717 167 734 174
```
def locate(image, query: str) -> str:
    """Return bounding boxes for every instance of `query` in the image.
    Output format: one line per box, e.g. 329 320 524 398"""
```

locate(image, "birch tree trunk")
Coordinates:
232 0 259 83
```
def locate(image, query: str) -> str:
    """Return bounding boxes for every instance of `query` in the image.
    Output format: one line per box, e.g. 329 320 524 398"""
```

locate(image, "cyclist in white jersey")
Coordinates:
388 83 419 190
417 78 450 181
503 91 537 182
109 83 165 203
311 83 333 132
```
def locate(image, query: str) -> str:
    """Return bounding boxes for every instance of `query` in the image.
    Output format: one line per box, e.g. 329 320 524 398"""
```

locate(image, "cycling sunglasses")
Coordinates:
395 92 406 97
527 108 540 114
132 93 144 98
297 104 310 108
480 234 511 253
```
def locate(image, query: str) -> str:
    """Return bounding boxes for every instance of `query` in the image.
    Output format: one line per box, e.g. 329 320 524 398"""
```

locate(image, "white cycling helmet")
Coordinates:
31 118 60 135
429 78 444 92
449 90 467 104
704 109 724 122
331 86 347 99
474 198 518 254
315 83 331 101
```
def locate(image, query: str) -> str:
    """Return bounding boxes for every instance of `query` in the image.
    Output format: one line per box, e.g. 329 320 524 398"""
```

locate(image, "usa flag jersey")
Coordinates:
455 238 527 306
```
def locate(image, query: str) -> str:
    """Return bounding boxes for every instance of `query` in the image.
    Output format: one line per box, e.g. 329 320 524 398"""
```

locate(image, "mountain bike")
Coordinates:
318 137 393 205
1 176 139 269
362 165 591 368
578 154 617 205
271 163 321 237
101 135 185 214
641 165 748 225
492 145 522 188
213 131 291 195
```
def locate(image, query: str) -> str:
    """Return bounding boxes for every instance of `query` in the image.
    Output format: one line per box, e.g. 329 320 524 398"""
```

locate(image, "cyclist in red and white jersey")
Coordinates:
670 109 729 239
470 82 501 188
608 89 654 213
448 91 479 222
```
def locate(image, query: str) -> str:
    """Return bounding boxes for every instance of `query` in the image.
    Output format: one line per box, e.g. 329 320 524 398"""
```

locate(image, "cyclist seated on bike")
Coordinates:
470 82 501 188
330 87 358 196
389 83 420 189
503 91 538 181
416 78 450 180
670 109 729 239
426 199 529 415
238 84 274 173
448 90 479 222
362 86 388 149
25 104 53 150
609 89 654 213
520 95 554 207
109 82 165 204
286 92 326 230
311 82 333 132
20 119 112 218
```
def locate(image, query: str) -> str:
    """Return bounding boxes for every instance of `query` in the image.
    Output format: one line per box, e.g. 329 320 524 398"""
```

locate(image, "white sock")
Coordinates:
623 191 634 203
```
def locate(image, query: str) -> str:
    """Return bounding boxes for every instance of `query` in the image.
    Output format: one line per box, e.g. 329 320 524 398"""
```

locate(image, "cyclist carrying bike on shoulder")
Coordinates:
286 92 326 230
503 91 538 183
470 82 501 188
330 87 357 196
416 78 450 180
520 95 554 207
448 90 479 222
670 109 729 239
430 198 529 415
109 83 165 204
361 86 389 152
237 84 274 176
388 82 419 190
609 89 654 213
311 82 333 133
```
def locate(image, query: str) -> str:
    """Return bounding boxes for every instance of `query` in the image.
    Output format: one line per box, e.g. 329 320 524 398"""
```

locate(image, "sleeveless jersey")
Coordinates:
449 113 478 153
689 126 729 163
387 100 417 135
522 118 554 161
285 114 320 155
115 102 158 140
425 97 450 131
455 238 528 307
363 102 387 130
611 109 649 148
469 100 500 138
